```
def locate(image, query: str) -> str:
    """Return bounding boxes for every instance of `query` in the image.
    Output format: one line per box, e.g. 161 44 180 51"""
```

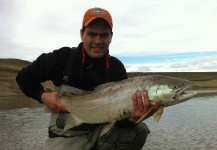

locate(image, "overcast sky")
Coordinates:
1 0 217 71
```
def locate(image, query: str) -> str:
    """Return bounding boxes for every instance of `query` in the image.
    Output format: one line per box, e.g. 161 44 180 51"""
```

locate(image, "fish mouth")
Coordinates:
175 83 197 102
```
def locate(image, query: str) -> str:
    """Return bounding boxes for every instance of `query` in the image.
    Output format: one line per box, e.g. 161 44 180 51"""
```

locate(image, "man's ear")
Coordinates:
80 29 84 39
110 31 113 42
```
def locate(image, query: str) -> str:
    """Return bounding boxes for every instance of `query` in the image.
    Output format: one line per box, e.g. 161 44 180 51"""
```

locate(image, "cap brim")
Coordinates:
83 17 112 28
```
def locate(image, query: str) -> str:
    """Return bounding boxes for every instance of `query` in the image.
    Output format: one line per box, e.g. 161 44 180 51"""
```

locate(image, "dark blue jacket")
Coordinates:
16 42 135 127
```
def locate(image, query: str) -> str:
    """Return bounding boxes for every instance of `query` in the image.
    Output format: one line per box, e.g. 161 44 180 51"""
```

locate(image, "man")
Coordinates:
16 7 160 150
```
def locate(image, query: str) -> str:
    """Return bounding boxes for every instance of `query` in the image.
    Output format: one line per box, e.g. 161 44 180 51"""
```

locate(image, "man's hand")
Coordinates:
41 92 67 113
128 91 160 123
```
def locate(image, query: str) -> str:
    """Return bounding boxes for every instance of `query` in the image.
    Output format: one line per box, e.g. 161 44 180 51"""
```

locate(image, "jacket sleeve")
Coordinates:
16 47 70 103
108 56 128 82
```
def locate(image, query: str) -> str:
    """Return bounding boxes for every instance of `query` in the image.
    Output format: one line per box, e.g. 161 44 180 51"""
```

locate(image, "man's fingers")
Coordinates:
57 92 63 97
155 100 161 112
57 101 68 113
132 93 138 109
146 100 161 116
143 91 150 109
52 106 67 113
137 92 144 110
129 91 161 123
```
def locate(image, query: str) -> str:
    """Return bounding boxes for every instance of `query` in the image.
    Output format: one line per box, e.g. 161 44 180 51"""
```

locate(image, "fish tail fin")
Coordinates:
153 107 164 123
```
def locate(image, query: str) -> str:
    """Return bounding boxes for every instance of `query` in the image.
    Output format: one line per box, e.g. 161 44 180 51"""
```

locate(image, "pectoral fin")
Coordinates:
153 107 164 123
135 106 155 124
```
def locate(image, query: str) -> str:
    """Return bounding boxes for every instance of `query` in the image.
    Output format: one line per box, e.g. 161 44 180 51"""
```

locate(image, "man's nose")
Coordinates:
93 35 103 44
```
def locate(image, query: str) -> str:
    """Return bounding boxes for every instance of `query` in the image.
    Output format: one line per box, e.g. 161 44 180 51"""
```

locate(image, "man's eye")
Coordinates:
87 32 97 37
100 33 109 39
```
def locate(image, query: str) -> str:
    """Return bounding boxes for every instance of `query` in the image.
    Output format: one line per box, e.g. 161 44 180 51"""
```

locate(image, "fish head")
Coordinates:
145 75 197 106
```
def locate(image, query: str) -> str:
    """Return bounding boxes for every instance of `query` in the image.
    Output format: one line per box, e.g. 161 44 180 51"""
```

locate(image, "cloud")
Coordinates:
125 55 217 72
1 0 217 68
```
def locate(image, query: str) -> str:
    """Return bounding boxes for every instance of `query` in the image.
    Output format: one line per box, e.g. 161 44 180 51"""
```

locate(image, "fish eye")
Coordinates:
173 85 179 89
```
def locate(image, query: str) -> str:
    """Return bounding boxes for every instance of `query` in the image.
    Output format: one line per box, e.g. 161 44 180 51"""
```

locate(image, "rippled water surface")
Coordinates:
0 96 217 150
144 96 217 150
0 107 50 150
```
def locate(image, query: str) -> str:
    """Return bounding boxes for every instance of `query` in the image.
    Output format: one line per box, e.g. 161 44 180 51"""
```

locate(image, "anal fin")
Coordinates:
100 122 116 137
56 114 84 131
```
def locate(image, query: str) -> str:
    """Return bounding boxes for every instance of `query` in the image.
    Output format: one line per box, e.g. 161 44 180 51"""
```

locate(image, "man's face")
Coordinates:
80 20 113 59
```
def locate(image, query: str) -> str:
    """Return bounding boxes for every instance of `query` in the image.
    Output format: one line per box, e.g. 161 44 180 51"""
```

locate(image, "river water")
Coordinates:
0 95 217 150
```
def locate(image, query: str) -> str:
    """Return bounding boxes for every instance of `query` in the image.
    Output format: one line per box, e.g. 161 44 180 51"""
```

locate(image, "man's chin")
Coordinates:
90 53 104 59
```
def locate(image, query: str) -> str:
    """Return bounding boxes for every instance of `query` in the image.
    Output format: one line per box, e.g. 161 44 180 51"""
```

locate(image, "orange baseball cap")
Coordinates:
82 7 113 28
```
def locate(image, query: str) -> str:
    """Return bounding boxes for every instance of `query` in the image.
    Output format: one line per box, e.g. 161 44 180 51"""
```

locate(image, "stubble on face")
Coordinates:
80 19 113 59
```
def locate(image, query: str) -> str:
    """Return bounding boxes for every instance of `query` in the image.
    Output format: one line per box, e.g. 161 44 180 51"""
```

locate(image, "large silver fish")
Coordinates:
47 75 197 131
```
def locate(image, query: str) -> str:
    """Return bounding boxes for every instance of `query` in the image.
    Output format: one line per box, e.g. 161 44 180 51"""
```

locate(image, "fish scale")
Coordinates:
54 75 197 130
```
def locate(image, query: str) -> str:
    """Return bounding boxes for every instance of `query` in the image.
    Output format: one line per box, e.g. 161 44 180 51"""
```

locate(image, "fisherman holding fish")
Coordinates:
16 7 160 150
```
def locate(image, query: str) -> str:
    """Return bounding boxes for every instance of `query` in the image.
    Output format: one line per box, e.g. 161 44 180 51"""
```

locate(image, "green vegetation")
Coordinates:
128 72 217 81
0 58 30 72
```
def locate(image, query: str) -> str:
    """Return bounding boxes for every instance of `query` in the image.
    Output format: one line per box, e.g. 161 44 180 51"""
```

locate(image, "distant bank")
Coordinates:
1 58 217 90
0 58 217 109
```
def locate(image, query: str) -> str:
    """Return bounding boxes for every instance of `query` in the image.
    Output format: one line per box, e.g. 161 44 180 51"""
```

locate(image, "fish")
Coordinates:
46 75 197 133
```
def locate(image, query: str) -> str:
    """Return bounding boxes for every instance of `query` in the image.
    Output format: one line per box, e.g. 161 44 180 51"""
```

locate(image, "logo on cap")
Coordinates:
92 8 106 14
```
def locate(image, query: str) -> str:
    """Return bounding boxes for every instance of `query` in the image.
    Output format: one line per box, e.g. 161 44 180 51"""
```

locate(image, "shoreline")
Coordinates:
1 67 217 109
